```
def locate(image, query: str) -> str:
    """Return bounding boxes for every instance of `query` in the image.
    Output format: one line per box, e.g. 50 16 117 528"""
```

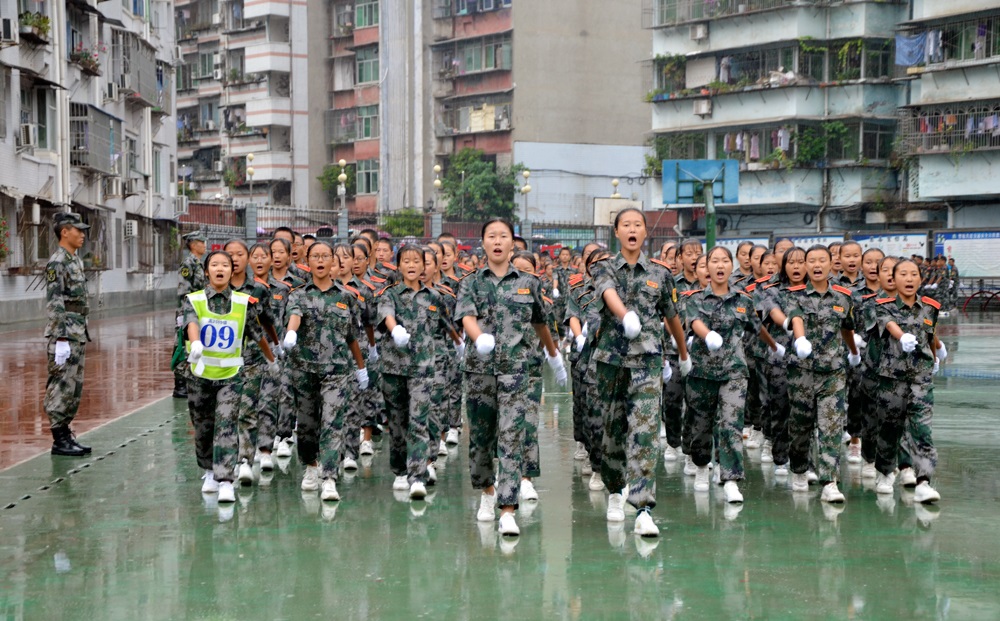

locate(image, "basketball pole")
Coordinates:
704 183 716 251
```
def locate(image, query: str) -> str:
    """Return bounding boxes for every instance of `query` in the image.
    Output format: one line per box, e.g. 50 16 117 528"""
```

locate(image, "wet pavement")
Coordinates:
1 312 999 620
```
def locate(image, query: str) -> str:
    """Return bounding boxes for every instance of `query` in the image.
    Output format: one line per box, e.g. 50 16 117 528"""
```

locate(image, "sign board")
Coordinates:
593 198 642 227
709 237 770 255
852 233 928 259
662 160 740 206
934 230 1000 277
787 234 845 248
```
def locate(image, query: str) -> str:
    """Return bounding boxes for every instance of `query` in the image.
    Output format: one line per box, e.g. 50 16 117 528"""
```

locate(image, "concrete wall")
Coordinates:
306 0 331 208
913 0 998 21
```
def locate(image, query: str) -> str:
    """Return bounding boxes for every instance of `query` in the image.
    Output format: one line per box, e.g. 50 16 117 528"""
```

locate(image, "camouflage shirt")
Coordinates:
180 286 266 364
729 270 754 288
377 283 452 378
756 280 792 351
876 295 939 382
44 247 90 341
177 252 207 304
786 281 856 373
230 276 275 366
744 276 775 360
455 265 547 376
591 252 679 370
553 265 575 298
683 287 761 381
266 274 295 339
286 282 358 375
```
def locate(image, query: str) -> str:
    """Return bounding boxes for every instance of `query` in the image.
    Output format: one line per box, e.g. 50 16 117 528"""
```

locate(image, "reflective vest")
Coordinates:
186 290 249 380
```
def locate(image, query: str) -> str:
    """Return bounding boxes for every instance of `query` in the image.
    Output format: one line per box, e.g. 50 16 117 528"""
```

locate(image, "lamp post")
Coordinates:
246 153 255 204
432 164 442 211
520 169 531 221
337 158 348 213
611 178 621 199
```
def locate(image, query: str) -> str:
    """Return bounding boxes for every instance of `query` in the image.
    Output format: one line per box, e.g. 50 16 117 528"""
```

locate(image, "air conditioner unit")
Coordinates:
174 196 189 217
174 46 183 61
105 82 119 102
693 99 713 116
106 177 123 197
124 219 139 238
213 52 222 66
211 12 222 26
212 68 223 80
18 123 37 148
123 178 139 197
690 23 708 41
0 17 17 45
213 160 224 172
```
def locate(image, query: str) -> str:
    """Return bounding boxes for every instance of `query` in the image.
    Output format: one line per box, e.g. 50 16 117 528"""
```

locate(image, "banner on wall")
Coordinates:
934 231 1000 278
852 233 928 259
706 237 771 254
786 234 845 247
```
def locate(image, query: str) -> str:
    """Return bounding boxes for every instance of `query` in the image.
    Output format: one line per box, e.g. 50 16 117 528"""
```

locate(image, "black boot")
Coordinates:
51 426 86 457
67 427 92 454
172 375 188 399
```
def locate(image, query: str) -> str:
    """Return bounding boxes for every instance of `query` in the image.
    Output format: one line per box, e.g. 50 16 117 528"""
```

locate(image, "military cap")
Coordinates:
54 212 90 230
183 231 208 243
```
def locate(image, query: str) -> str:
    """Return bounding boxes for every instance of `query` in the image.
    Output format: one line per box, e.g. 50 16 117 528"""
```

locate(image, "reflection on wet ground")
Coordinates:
0 312 998 620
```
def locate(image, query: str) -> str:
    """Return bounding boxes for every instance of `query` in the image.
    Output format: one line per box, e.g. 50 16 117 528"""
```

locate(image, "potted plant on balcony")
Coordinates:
0 216 10 269
70 42 105 76
19 12 50 42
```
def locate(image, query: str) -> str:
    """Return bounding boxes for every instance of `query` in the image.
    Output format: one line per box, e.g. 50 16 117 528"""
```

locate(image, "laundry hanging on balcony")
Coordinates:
894 32 927 67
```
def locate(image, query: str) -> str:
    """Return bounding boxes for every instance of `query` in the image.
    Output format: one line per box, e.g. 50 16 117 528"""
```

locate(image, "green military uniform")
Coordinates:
755 280 794 466
591 253 679 510
670 273 700 457
874 295 939 481
786 282 855 484
455 265 547 509
257 275 292 454
172 232 208 396
437 276 465 433
552 264 575 338
343 277 383 463
741 276 771 439
231 275 275 469
44 213 92 455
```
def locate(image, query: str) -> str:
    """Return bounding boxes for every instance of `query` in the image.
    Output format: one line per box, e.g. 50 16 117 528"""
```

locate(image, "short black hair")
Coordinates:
302 234 317 241
273 226 296 238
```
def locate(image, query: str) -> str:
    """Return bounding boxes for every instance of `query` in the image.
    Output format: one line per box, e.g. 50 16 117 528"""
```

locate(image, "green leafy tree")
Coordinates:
318 162 356 206
383 208 425 238
441 148 525 222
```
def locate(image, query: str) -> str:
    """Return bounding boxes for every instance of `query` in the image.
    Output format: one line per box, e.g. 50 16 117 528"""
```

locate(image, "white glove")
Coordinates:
552 287 560 299
900 333 917 353
455 341 466 359
356 368 369 390
575 334 586 353
848 352 862 367
782 316 794 336
933 357 940 375
662 362 672 383
854 333 867 349
176 315 183 328
54 340 71 366
391 325 411 348
581 322 588 337
679 356 693 377
622 311 642 340
188 340 204 364
705 330 724 351
475 333 496 356
927 283 938 290
368 344 379 362
546 352 568 387
794 336 812 359
936 342 947 361
670 334 677 349
771 343 786 360
282 330 297 350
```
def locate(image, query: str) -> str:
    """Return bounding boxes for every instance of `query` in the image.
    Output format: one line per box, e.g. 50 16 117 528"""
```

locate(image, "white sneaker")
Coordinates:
581 462 593 476
723 480 744 504
588 472 605 491
393 475 409 491
693 466 710 492
606 493 626 522
806 470 819 484
875 471 895 495
520 478 539 501
237 460 254 485
573 442 588 461
861 462 877 479
253 449 262 463
218 481 236 503
498 512 520 536
791 473 809 492
320 478 340 501
898 467 918 488
663 445 679 462
275 439 292 458
201 470 219 493
774 463 789 477
633 511 659 537
272 436 281 451
821 481 845 503
683 455 698 476
746 430 761 449
438 440 448 456
847 442 862 464
301 465 321 492
742 426 751 440
913 481 940 504
446 428 460 445
343 457 358 470
477 492 497 522
409 481 427 500
360 440 374 456
259 452 275 471
427 463 437 484
760 441 773 463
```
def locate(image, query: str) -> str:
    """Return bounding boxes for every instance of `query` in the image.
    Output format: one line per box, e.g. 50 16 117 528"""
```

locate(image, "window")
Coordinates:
717 46 795 86
19 0 47 16
652 133 707 161
358 104 379 139
177 64 194 90
480 0 494 10
126 135 140 173
864 41 893 79
799 49 825 82
456 0 470 14
355 0 378 28
200 101 218 127
827 123 861 160
199 52 213 78
356 46 379 84
21 88 50 149
132 0 146 19
862 123 894 160
500 0 510 6
455 35 512 74
357 158 379 194
153 149 162 193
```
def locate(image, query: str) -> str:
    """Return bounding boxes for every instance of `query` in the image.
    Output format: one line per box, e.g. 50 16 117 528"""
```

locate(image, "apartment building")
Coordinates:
0 0 178 323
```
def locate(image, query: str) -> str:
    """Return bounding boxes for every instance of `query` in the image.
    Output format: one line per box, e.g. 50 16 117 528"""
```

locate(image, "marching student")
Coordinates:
730 241 755 287
856 251 891 478
248 242 288 472
742 244 770 450
437 240 466 444
269 237 304 459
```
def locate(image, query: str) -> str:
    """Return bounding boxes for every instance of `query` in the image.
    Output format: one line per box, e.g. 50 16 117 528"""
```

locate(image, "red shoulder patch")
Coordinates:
763 282 780 290
921 296 941 310
436 285 457 298
296 264 311 273
831 284 852 296
877 297 896 305
682 288 702 297
343 284 360 296
360 279 376 291
278 279 292 288
650 258 671 270
862 292 879 300
456 262 474 272
254 277 270 288
542 296 554 304
788 284 807 292
248 296 259 304
381 262 397 271
739 290 753 298
755 275 771 283
437 283 455 294
569 274 584 286
370 276 387 284
375 286 389 297
745 283 757 293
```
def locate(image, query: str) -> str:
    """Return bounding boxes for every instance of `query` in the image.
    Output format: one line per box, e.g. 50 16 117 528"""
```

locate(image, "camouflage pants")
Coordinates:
787 367 846 484
845 364 864 438
597 362 661 510
583 380 604 470
571 357 588 444
382 374 433 485
427 361 446 463
660 357 685 449
442 353 464 429
295 370 351 480
745 361 762 431
860 375 912 468
523 374 543 478
685 376 747 481
360 365 386 429
875 376 936 481
44 338 87 429
762 361 791 465
275 367 299 440
257 364 281 451
343 374 365 461
236 362 265 464
187 377 241 481
466 372 532 508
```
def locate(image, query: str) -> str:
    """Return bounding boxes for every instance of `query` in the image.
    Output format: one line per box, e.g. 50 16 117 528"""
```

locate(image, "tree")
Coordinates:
318 162 356 206
440 148 525 222
383 208 425 238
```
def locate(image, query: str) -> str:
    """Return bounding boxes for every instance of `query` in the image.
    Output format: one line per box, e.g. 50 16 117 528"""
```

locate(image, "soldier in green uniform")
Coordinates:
672 239 702 476
268 237 305 459
551 247 575 339
173 231 207 399
591 208 690 538
44 212 92 457
437 240 467 443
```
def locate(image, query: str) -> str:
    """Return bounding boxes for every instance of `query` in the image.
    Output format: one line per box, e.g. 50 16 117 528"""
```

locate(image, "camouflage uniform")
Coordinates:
755 280 793 465
436 279 464 432
378 282 453 485
566 277 606 471
836 275 867 442
742 276 772 436
682 287 761 481
181 286 265 481
671 274 700 455
286 282 358 480
856 289 888 466
591 253 679 510
44 245 91 430
551 264 575 338
257 275 292 452
873 296 939 481
174 250 207 381
564 274 589 448
455 265 548 508
337 278 374 462
785 282 855 484
230 276 275 465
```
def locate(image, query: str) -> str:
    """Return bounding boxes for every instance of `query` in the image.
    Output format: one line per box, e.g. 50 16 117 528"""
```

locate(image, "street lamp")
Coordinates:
520 169 531 221
432 164 442 212
337 158 348 213
246 153 255 205
611 178 621 199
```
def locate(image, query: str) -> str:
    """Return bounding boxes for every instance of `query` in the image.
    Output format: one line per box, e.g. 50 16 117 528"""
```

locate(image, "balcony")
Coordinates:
325 108 357 144
244 0 289 19
69 103 123 175
246 97 291 127
244 151 291 181
119 32 158 107
437 101 511 136
245 42 291 74
642 0 819 28
898 100 1000 158
221 75 270 106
